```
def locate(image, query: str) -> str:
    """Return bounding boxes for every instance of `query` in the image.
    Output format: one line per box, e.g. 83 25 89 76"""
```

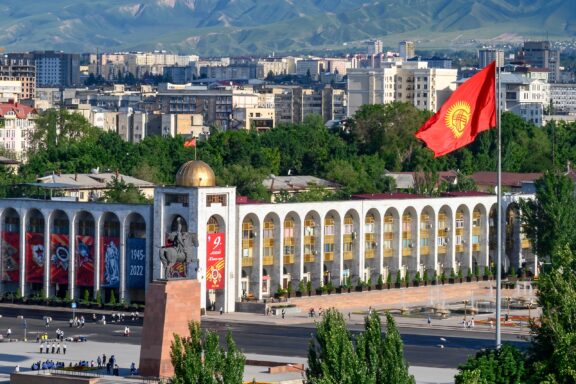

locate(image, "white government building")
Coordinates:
0 161 535 313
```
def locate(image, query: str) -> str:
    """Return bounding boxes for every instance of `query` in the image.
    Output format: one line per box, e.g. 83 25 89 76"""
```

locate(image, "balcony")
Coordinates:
242 239 253 248
263 256 274 266
242 257 253 267
383 248 393 257
455 244 464 253
420 246 430 255
438 246 447 254
264 238 274 247
384 232 394 240
365 250 375 259
324 253 334 262
283 255 295 264
472 243 481 252
402 248 412 256
472 227 481 235
343 251 353 260
304 254 315 263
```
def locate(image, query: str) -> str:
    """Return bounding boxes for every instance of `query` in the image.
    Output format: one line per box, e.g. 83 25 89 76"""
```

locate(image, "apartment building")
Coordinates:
296 60 326 80
0 58 36 100
521 41 560 83
478 48 505 68
161 113 206 137
347 61 457 116
498 73 550 126
399 41 415 60
8 51 80 87
0 81 22 102
0 102 37 160
550 83 576 113
157 83 259 129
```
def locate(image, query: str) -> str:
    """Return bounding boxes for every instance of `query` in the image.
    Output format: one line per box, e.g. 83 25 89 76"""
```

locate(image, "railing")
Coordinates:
402 248 412 256
242 257 253 267
343 251 353 260
283 255 295 264
324 253 334 261
242 239 253 247
472 243 481 252
364 250 375 259
420 246 430 255
383 248 393 257
455 244 464 253
304 254 315 263
263 238 274 247
384 232 394 240
472 227 481 235
438 245 447 254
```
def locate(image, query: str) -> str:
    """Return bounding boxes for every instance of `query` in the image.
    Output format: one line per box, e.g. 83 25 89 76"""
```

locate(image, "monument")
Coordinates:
139 212 201 378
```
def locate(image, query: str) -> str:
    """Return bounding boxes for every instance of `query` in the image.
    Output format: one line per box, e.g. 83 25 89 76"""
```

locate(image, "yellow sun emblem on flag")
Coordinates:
445 101 471 138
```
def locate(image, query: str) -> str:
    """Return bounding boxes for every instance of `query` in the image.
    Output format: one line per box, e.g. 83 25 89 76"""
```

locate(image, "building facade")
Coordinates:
0 161 536 313
0 58 36 100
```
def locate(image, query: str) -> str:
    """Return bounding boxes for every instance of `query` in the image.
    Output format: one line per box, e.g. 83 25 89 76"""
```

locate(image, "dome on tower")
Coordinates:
175 160 216 187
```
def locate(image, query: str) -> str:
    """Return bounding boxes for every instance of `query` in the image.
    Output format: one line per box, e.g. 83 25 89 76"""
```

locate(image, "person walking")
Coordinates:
40 342 44 354
51 343 55 354
56 343 60 354
219 306 223 315
427 316 432 326
6 328 11 338
63 343 67 355
281 308 286 319
97 355 102 368
102 354 107 367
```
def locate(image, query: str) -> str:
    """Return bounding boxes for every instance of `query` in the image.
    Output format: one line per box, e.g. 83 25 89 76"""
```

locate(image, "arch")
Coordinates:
1 208 20 285
126 212 146 238
419 205 436 268
364 209 380 262
472 204 488 271
75 211 95 236
26 208 45 232
25 209 45 288
383 207 400 261
323 210 341 264
50 210 69 234
241 214 259 263
282 211 301 264
437 205 453 272
75 211 96 290
169 215 188 233
400 206 418 253
207 214 225 233
303 210 321 263
101 212 120 237
454 204 471 274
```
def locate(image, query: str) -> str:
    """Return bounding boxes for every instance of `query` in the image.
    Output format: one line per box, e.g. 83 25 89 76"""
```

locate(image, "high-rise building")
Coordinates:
521 41 560 83
0 58 36 100
366 40 383 55
8 51 80 87
347 61 457 116
399 41 415 60
478 48 505 68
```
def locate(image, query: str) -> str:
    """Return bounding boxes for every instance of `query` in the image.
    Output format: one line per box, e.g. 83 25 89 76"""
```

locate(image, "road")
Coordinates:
0 306 529 369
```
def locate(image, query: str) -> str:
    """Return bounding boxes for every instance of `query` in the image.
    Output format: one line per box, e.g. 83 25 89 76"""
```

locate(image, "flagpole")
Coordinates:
495 61 502 348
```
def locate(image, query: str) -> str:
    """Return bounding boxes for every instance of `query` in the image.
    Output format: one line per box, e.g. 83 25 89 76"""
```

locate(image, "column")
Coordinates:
356 215 365 285
43 211 51 298
93 213 102 300
254 223 264 300
447 213 456 274
119 215 127 302
413 211 421 279
335 216 344 286
19 209 26 297
464 210 473 275
0 209 4 296
68 212 76 301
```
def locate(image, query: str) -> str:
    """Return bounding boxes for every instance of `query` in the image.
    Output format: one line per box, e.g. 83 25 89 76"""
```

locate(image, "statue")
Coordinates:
159 220 199 278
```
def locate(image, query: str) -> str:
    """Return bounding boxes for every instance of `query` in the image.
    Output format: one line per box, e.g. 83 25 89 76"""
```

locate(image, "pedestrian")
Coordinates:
348 312 351 320
60 330 64 341
80 316 85 328
130 362 137 375
471 316 475 328
219 306 223 315
427 316 432 326
102 354 107 367
14 365 19 373
490 320 494 329
97 355 102 368
56 343 60 354
51 343 55 354
69 319 73 327
6 328 11 338
281 309 285 319
106 362 111 374
92 313 96 322
63 343 67 355
40 342 43 354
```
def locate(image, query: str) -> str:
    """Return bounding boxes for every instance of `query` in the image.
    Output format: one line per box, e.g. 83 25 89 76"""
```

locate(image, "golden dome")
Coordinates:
175 160 216 187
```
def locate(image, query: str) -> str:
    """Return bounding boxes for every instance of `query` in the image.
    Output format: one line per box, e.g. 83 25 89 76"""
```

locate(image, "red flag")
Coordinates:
415 61 496 157
184 138 197 148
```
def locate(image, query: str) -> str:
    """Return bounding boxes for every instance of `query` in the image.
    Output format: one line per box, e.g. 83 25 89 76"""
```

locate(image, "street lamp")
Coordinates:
463 300 470 322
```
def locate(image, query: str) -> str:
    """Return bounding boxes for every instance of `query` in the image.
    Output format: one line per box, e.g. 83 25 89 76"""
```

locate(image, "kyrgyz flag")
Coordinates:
415 61 496 157
184 138 197 148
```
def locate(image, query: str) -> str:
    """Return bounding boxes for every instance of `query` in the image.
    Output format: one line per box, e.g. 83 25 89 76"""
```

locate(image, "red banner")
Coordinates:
101 237 120 287
50 234 69 284
26 232 44 283
2 232 19 282
206 232 225 290
76 235 95 286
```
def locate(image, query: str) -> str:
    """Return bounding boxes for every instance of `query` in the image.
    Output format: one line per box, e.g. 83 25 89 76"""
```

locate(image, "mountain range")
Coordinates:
1 0 576 55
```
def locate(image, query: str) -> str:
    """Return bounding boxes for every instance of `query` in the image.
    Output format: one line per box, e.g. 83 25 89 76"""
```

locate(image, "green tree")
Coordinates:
380 313 415 384
455 344 527 384
306 309 372 384
520 172 576 260
100 176 150 204
171 321 245 384
528 246 576 383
